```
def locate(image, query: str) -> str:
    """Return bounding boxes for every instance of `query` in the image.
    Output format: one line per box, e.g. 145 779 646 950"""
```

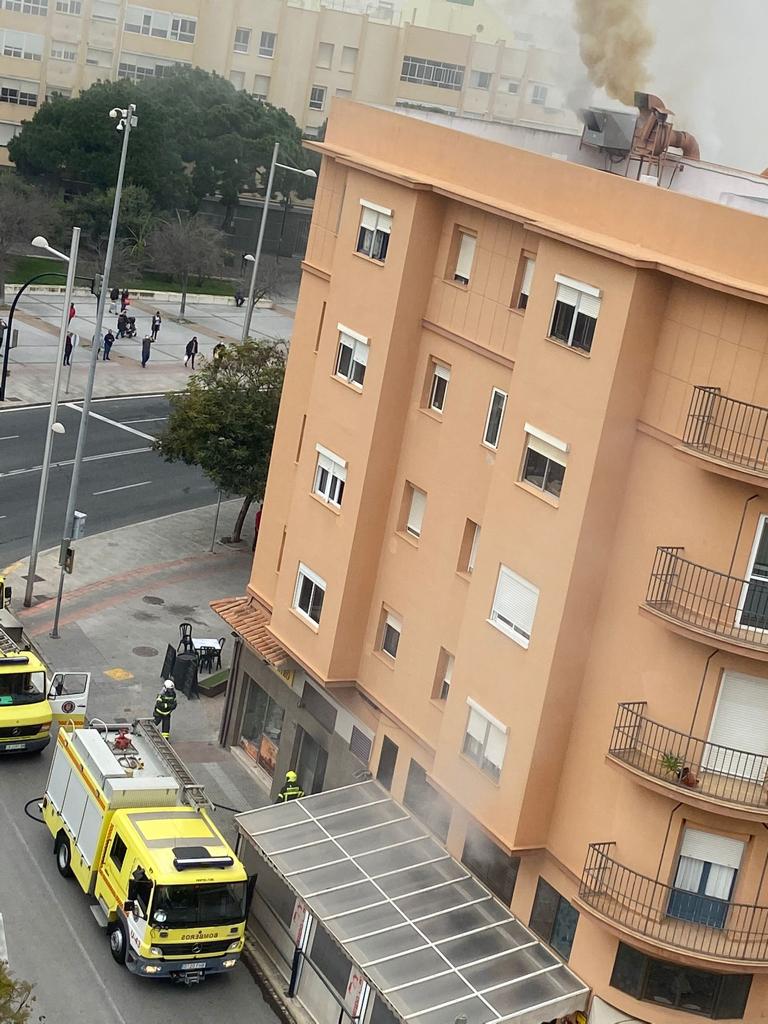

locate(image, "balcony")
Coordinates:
609 702 768 818
681 385 768 481
579 843 768 964
644 546 768 657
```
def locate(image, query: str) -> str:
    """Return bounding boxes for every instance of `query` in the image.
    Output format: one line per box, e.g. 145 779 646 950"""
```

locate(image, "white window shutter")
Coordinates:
578 293 602 319
360 206 378 230
466 707 486 743
455 233 476 280
520 258 535 295
444 654 454 685
434 364 450 382
468 523 481 571
703 672 768 780
555 283 579 307
492 567 539 638
526 434 567 465
354 339 369 366
484 725 507 770
407 488 426 535
679 828 744 870
378 212 393 234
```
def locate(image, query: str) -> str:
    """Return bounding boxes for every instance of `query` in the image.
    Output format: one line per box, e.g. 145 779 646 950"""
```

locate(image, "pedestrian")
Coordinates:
234 287 245 307
109 286 120 315
141 334 153 368
121 288 130 311
151 310 162 340
63 333 73 366
184 336 198 369
117 311 127 338
103 329 114 361
153 679 177 739
68 301 76 323
251 504 262 552
275 770 304 804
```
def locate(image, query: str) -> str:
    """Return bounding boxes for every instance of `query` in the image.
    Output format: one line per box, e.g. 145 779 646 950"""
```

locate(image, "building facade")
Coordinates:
217 100 768 1022
0 0 578 152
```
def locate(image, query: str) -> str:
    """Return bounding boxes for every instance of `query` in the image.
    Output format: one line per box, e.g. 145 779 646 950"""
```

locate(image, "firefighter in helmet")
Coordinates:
153 679 177 739
276 769 304 803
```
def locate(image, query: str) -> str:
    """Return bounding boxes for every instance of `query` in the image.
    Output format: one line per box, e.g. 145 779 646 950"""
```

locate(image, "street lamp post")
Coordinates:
22 227 81 608
241 143 316 344
49 104 137 639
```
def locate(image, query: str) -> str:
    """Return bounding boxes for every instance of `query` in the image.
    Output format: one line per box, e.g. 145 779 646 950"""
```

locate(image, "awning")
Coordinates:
211 595 290 668
237 781 588 1024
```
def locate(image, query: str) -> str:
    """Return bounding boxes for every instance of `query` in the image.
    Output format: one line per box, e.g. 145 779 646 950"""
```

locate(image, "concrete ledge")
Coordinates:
5 285 274 308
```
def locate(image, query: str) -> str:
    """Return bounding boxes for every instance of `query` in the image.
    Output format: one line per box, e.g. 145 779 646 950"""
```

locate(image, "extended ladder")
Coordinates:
0 626 21 655
134 718 213 810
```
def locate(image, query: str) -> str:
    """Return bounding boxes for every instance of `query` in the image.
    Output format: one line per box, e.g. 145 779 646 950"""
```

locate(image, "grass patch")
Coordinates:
199 668 229 697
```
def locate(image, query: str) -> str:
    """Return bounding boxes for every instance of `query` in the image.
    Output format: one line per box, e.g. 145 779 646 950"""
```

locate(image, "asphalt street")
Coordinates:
0 395 219 570
0 748 277 1024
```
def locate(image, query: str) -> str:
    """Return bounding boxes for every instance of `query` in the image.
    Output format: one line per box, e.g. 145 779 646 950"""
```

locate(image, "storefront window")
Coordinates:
240 678 284 777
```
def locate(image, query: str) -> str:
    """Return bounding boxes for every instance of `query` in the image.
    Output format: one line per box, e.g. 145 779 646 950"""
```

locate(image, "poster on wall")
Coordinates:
259 734 279 776
290 898 308 945
345 967 368 1019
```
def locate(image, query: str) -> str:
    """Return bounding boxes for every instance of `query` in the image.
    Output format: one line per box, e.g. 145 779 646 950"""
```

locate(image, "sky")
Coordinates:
486 0 766 173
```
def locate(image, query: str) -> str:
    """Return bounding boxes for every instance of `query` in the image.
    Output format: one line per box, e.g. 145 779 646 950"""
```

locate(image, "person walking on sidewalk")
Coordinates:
153 680 177 739
63 333 73 366
275 770 304 803
184 336 198 369
121 288 130 311
141 334 153 368
109 286 120 315
102 329 114 361
68 301 76 323
151 310 162 340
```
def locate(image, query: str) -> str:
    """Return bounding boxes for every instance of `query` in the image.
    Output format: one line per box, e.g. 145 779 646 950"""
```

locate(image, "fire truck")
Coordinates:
0 624 90 754
42 719 248 982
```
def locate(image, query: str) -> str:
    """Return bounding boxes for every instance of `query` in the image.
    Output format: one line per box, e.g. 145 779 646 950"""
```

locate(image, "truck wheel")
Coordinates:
108 921 128 965
55 834 73 877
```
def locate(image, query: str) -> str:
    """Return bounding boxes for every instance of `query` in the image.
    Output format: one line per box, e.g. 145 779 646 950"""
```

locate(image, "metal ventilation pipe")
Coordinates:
669 129 701 161
633 92 701 162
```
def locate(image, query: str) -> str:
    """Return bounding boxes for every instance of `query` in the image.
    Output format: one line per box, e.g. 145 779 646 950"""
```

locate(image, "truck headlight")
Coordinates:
227 941 241 951
142 965 162 975
222 959 238 968
150 947 162 956
39 722 51 732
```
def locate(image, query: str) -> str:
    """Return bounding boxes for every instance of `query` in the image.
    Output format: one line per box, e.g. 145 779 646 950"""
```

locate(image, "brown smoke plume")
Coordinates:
574 0 655 105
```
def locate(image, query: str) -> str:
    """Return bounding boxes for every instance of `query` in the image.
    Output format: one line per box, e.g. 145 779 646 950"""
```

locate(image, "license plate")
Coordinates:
3 743 26 750
181 962 205 970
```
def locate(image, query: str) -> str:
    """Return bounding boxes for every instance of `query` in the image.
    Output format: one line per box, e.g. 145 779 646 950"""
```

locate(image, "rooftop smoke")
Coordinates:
574 0 654 105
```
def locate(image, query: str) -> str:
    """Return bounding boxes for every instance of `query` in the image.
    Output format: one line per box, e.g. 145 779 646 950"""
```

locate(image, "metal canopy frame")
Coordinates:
237 781 588 1024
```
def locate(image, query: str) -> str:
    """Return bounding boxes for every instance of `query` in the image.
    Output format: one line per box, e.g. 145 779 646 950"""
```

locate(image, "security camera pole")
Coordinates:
50 104 137 639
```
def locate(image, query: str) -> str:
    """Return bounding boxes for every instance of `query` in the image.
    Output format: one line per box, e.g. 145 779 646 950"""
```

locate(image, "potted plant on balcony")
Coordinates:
659 751 685 778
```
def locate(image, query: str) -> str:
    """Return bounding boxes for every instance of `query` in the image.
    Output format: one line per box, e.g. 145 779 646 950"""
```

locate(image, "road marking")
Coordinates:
93 480 151 496
104 667 133 681
122 417 167 424
65 402 156 441
0 435 20 440
0 446 152 479
0 913 7 964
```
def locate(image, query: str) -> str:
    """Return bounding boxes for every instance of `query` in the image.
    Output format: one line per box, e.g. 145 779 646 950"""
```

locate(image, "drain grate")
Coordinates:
132 646 159 658
143 595 165 606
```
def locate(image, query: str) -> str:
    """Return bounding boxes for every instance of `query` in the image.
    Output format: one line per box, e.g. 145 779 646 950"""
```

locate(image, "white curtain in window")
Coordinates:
455 233 476 280
407 488 426 535
466 707 487 743
705 863 736 900
674 855 704 893
520 257 535 296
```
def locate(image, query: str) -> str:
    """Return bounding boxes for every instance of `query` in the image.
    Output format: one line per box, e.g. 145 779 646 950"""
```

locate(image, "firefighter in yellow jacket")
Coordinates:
276 770 304 803
153 680 177 738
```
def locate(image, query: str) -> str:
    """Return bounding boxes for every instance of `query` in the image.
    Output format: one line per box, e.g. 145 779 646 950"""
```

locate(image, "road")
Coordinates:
0 749 277 1024
0 395 219 570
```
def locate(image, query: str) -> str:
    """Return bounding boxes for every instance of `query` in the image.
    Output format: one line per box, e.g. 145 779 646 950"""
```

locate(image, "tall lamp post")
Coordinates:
23 228 81 608
49 104 137 639
241 143 316 344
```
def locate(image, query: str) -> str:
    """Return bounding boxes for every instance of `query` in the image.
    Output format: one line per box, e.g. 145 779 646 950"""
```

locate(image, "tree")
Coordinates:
0 176 59 304
155 341 285 542
0 960 35 1022
147 214 224 317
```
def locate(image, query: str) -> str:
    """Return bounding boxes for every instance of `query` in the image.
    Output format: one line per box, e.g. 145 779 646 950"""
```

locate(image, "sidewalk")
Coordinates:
4 500 272 837
2 290 297 406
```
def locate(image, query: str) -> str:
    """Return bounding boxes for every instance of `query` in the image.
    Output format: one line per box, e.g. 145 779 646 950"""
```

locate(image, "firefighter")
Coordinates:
275 770 304 803
153 680 177 738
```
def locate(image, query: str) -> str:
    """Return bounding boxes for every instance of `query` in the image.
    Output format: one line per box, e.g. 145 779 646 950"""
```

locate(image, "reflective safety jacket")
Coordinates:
276 782 304 803
154 690 177 717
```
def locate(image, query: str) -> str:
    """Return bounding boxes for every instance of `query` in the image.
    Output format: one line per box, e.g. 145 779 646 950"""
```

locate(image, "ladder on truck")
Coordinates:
0 626 21 655
133 718 213 810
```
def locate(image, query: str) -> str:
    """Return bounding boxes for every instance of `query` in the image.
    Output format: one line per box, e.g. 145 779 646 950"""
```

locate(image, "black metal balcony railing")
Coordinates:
610 702 768 811
580 843 768 962
645 546 768 650
683 385 768 473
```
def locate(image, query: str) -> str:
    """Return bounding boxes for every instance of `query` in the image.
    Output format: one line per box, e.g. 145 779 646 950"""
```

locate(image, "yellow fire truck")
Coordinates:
0 625 90 754
42 719 248 982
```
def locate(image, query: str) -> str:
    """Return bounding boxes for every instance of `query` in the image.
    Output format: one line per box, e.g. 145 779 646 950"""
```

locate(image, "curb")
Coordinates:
242 938 300 1024
0 391 179 413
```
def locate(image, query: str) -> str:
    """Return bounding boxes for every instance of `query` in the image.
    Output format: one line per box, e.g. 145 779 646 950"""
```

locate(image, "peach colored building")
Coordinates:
218 99 768 1023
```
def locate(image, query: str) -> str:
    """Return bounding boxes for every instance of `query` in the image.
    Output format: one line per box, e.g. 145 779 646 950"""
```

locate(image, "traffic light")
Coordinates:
91 273 103 297
63 547 75 575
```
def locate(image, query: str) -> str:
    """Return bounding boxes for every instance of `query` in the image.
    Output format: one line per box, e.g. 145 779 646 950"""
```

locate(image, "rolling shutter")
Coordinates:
578 292 602 319
520 257 535 297
455 233 476 281
406 488 426 536
703 672 768 780
434 363 450 382
679 828 744 870
491 567 539 644
554 282 579 308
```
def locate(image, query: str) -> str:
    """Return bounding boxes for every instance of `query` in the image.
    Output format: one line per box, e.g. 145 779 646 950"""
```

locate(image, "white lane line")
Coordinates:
0 913 7 964
0 435 20 441
94 480 152 496
0 446 152 479
65 402 156 441
122 417 167 424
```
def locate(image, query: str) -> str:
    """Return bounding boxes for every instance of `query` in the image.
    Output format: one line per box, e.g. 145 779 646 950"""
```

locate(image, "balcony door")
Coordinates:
702 671 768 782
739 515 768 629
667 828 743 929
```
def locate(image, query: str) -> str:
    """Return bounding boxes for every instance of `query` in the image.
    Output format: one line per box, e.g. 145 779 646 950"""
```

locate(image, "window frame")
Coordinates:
489 565 539 648
531 83 548 105
109 833 128 872
400 54 464 91
50 39 77 61
520 424 568 500
233 26 251 53
482 388 507 449
316 41 334 69
55 0 81 11
356 200 392 262
452 229 476 286
515 254 535 310
258 30 277 58
457 518 481 575
379 610 402 660
293 563 326 626
313 445 346 508
462 698 508 782
432 648 454 701
529 877 579 961
404 483 427 539
334 323 369 389
427 360 450 413
469 68 492 90
309 84 327 111
549 274 602 353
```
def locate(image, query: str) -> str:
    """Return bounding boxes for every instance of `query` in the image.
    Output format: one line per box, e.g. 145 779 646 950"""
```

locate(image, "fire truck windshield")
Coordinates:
0 670 46 705
151 881 247 927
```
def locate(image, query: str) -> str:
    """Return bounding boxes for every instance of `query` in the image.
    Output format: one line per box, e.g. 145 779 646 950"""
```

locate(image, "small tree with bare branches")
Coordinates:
147 213 224 318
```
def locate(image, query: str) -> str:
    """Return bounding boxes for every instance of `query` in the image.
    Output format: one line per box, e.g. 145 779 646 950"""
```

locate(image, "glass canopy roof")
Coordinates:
237 780 588 1024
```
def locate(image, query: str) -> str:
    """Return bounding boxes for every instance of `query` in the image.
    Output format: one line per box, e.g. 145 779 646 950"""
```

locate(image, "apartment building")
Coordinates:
0 0 578 153
218 98 768 1024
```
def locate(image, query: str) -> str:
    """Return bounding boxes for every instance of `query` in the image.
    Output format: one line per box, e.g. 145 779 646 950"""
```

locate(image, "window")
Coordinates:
253 75 270 100
1 78 37 106
0 121 20 144
309 85 326 111
432 649 454 701
125 7 196 41
55 0 80 11
239 677 284 776
259 31 276 57
50 40 77 61
549 275 601 353
404 484 426 538
2 31 43 61
515 255 535 309
335 88 351 99
45 87 71 101
340 45 357 72
505 78 519 94
233 27 250 53
611 943 752 1019
376 736 398 790
483 388 507 449
313 445 346 508
490 565 539 647
703 672 768 780
293 563 325 625
1 0 46 12
301 680 337 732
452 230 476 285
462 822 519 905
316 42 333 69
470 69 492 89
91 0 118 19
379 610 401 659
109 833 127 872
87 47 113 67
463 698 507 781
427 360 450 412
403 760 451 842
118 54 188 81
668 829 744 930
458 519 481 574
229 70 245 91
400 55 464 91
521 425 568 499
170 15 196 42
334 324 369 388
356 200 391 261
529 878 579 961
531 83 548 105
